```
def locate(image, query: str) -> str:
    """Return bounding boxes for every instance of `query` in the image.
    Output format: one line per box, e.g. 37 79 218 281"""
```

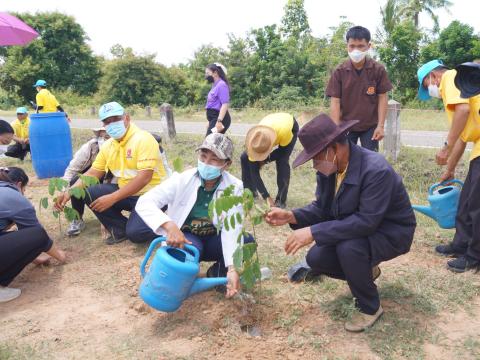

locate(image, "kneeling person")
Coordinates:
5 107 31 161
55 102 166 244
266 114 416 332
131 133 254 298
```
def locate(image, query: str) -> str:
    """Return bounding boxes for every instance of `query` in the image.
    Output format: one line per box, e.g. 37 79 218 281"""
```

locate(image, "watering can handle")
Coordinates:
140 236 166 278
184 244 200 263
428 179 464 195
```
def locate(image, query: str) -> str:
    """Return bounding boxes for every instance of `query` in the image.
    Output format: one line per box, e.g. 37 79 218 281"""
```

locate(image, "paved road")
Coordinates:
4 116 451 149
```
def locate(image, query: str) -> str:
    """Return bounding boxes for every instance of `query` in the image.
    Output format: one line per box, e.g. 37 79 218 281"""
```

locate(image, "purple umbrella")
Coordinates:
0 12 38 46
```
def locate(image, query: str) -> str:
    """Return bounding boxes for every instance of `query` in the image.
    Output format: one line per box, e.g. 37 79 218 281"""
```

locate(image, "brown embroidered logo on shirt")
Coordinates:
126 149 132 159
366 86 376 95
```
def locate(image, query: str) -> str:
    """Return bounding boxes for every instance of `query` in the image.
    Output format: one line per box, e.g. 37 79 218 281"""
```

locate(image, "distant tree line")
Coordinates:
0 0 479 110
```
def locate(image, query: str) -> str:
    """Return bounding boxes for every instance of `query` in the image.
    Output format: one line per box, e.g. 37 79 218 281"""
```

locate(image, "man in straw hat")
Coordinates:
265 114 416 332
241 113 299 208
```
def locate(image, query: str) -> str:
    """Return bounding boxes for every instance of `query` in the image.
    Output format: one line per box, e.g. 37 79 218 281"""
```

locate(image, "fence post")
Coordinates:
145 106 152 118
159 103 176 141
383 99 401 162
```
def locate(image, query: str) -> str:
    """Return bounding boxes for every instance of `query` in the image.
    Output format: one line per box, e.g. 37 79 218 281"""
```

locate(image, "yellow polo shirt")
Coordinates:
259 113 295 147
440 70 480 161
11 117 30 139
36 89 60 113
91 123 166 195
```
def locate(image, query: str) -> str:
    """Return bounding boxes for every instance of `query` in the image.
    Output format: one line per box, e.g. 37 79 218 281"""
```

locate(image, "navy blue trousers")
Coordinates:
84 184 139 239
347 126 378 152
127 210 254 274
306 237 380 315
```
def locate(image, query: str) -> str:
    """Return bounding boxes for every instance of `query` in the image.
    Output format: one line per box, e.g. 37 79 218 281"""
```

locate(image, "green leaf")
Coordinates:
223 185 234 197
64 206 80 221
40 197 48 209
79 175 99 188
241 266 256 290
208 200 215 220
252 214 263 225
236 213 242 225
242 242 258 262
215 198 223 217
233 247 243 271
69 187 85 200
223 217 230 231
48 179 56 196
230 214 236 229
173 157 184 173
55 178 69 192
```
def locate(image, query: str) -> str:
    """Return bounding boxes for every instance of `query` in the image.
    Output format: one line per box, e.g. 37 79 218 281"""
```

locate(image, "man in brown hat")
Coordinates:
265 114 416 332
241 113 299 208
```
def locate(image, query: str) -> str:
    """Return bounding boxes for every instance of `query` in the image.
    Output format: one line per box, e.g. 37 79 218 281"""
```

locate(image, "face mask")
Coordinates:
0 145 8 155
105 121 127 140
197 159 223 180
313 149 338 176
428 75 440 98
205 75 214 83
348 49 368 63
97 137 105 147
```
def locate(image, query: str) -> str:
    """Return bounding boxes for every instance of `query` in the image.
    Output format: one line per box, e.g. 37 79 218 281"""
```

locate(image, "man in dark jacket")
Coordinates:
266 114 416 332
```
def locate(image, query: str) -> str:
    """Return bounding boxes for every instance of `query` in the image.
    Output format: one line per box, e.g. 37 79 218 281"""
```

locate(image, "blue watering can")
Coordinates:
139 236 227 312
412 179 463 229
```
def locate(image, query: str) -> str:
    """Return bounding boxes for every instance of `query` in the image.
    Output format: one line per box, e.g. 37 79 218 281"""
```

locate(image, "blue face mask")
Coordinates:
105 120 127 140
197 160 223 180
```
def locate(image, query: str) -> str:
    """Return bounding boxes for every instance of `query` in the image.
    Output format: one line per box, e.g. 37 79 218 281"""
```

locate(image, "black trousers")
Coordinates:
206 108 231 136
5 142 30 160
83 184 139 239
348 126 378 152
306 237 380 315
0 226 53 286
451 157 480 260
240 119 299 204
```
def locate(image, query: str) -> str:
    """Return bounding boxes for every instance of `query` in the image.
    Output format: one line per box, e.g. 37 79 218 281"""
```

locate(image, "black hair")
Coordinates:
0 119 14 135
346 26 371 43
206 63 229 87
0 167 29 187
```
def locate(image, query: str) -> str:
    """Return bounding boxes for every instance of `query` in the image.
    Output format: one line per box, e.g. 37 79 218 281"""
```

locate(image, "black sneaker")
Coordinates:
435 243 466 257
447 255 480 273
104 234 127 245
287 259 321 283
206 263 227 294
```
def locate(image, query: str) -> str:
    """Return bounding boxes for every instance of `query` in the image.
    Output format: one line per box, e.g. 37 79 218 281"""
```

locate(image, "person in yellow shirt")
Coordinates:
55 102 166 245
241 113 298 208
418 59 480 272
5 107 31 161
33 80 65 114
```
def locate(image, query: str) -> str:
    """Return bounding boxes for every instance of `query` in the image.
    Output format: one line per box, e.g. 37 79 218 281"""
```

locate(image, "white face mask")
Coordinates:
348 49 368 63
97 137 105 147
0 145 8 155
428 74 441 98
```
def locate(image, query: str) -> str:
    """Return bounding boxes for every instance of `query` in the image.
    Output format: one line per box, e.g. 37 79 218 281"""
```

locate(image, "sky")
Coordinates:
3 0 478 65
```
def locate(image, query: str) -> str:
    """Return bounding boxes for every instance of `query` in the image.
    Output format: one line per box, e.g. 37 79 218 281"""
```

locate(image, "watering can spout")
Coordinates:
412 205 435 220
188 277 228 296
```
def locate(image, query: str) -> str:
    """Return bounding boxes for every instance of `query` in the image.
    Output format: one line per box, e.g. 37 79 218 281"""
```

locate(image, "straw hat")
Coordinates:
245 125 277 162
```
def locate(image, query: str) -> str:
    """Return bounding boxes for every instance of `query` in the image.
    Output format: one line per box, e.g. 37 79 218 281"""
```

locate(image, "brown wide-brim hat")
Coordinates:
245 125 277 162
292 114 359 168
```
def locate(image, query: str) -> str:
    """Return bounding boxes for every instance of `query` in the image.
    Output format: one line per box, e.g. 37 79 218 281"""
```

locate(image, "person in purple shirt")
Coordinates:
205 63 231 136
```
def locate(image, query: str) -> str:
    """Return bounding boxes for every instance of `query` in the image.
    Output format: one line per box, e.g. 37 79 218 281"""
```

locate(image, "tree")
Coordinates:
377 0 401 43
420 21 480 67
0 12 101 102
399 0 452 32
378 21 422 102
281 0 311 39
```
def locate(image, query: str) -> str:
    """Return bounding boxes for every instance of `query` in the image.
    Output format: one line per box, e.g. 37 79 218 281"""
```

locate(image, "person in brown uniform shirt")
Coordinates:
326 26 392 152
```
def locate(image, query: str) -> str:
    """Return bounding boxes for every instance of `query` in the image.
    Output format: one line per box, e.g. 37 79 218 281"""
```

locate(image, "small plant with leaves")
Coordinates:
209 185 269 291
39 175 99 235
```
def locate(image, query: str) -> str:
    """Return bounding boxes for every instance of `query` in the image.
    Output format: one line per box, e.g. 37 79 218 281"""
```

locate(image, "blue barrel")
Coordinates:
29 112 72 179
